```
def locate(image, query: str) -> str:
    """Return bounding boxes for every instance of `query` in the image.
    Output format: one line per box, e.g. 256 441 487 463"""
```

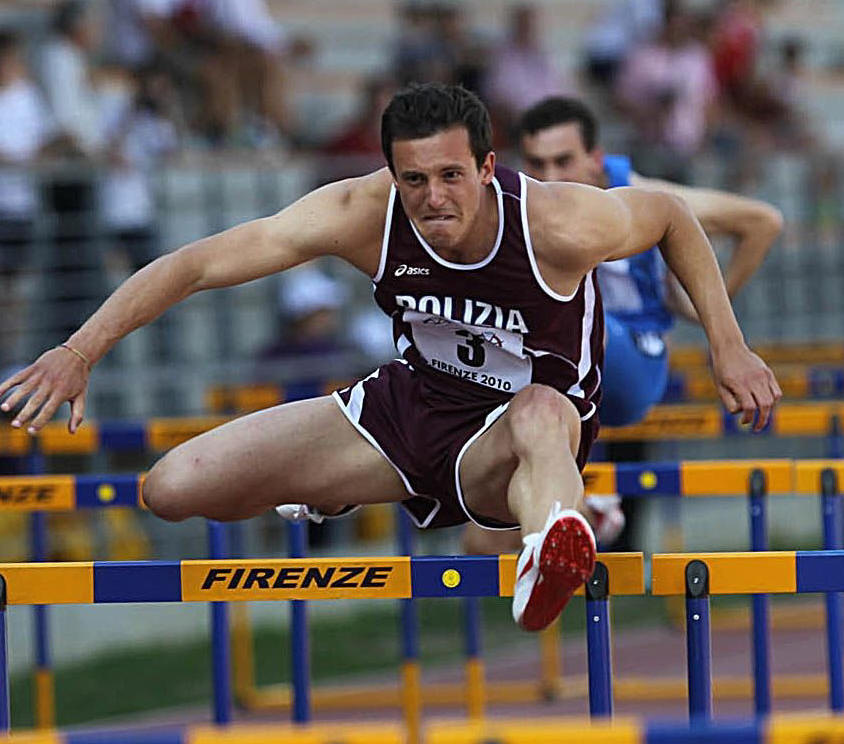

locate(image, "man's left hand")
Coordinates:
710 342 782 431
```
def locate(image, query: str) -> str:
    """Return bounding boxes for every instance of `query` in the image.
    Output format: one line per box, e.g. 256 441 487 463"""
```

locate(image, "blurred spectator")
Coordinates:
39 0 106 157
0 30 58 366
200 0 313 146
584 0 664 87
435 4 488 93
711 0 766 99
257 264 391 373
710 0 805 153
765 36 814 149
394 3 454 86
257 265 353 369
38 0 107 345
106 0 187 70
319 75 395 181
615 0 718 181
101 64 180 277
483 5 576 146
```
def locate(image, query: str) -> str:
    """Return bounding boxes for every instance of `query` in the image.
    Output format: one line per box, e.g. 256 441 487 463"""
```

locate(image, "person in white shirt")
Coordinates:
38 0 108 345
101 64 180 275
39 0 106 158
0 31 59 367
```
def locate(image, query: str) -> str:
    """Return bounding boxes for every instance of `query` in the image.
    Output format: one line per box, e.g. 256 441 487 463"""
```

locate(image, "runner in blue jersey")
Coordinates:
464 96 782 554
518 96 783 428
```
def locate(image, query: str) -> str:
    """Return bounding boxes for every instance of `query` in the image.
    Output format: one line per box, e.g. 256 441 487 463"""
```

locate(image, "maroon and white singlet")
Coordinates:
334 165 603 529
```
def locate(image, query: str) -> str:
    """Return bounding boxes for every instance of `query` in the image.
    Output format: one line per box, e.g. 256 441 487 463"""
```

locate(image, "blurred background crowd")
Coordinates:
0 1 841 691
0 0 841 412
0 0 842 564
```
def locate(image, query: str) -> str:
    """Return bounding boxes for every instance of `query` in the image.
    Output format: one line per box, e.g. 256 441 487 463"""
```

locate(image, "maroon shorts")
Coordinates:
333 360 599 530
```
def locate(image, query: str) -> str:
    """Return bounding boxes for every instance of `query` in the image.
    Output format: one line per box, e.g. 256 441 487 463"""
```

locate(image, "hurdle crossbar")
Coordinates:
670 342 844 368
664 364 844 402
652 550 844 595
1 459 843 513
0 553 645 605
0 402 842 458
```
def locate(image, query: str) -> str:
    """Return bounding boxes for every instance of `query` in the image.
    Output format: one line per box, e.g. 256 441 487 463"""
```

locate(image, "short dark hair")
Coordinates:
0 30 21 58
517 97 599 152
381 82 492 174
54 0 88 37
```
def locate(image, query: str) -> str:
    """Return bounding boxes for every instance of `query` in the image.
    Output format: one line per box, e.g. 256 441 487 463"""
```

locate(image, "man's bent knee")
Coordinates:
507 384 581 457
142 455 197 522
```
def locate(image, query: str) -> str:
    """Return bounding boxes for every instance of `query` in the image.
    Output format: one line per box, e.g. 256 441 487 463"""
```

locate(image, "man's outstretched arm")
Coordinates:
0 171 389 433
605 186 781 429
534 181 782 430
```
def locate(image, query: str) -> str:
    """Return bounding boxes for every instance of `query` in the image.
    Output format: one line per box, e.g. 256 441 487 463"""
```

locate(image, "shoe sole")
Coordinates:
519 515 596 631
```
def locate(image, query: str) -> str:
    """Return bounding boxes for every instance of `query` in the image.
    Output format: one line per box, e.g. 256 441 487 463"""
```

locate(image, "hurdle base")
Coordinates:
237 671 829 713
709 599 826 632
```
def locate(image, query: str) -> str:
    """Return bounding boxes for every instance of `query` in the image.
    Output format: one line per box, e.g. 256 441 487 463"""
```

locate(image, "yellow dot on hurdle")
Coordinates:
639 471 658 490
97 484 116 503
441 568 461 589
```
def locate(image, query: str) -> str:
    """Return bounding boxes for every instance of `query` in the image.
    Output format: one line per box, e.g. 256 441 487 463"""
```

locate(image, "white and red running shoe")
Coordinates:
584 494 626 547
275 503 360 524
275 503 325 524
512 503 597 631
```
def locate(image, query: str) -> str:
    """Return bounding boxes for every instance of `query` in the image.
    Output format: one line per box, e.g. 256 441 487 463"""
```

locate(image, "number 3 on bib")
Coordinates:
455 330 486 368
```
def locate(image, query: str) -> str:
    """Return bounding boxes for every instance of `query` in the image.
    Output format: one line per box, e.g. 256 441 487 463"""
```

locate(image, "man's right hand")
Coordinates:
0 346 90 435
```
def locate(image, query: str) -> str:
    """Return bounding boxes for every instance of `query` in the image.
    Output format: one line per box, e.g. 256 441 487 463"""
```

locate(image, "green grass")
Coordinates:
9 594 666 728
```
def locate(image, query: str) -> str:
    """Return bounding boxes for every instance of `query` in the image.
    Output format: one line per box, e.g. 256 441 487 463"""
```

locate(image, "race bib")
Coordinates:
404 310 532 393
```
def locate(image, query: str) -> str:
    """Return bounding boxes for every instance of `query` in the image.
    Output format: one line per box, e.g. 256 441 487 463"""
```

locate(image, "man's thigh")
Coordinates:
457 389 585 525
149 395 408 520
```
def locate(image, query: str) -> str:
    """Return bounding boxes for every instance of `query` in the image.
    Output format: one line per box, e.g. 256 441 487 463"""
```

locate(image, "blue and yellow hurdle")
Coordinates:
0 400 842 729
6 553 844 742
3 457 844 729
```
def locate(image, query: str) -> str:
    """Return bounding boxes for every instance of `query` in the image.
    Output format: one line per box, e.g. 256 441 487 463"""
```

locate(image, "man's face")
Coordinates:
520 122 604 185
391 126 494 252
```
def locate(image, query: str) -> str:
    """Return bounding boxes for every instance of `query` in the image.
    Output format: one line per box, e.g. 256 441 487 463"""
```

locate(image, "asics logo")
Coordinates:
395 264 430 277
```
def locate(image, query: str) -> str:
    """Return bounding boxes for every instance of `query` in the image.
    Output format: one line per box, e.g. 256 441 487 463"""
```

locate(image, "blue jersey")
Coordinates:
597 155 673 334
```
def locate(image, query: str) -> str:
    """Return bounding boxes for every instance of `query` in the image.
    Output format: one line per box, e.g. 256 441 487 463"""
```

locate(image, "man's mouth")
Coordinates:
424 215 456 222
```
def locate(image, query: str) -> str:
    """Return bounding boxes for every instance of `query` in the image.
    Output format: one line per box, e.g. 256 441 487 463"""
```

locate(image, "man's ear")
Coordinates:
479 151 496 185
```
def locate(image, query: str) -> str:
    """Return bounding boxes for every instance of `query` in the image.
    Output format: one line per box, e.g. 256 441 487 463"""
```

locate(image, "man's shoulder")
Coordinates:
331 168 392 215
526 178 614 224
526 179 628 270
347 167 393 197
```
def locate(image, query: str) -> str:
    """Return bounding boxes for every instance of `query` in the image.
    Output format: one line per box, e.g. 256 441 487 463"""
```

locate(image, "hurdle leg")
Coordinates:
748 469 771 715
821 468 844 711
226 522 257 708
685 560 712 720
538 621 560 699
462 596 485 719
0 575 8 732
396 507 421 744
29 513 54 729
208 520 232 725
27 445 54 730
585 562 613 717
288 521 311 723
